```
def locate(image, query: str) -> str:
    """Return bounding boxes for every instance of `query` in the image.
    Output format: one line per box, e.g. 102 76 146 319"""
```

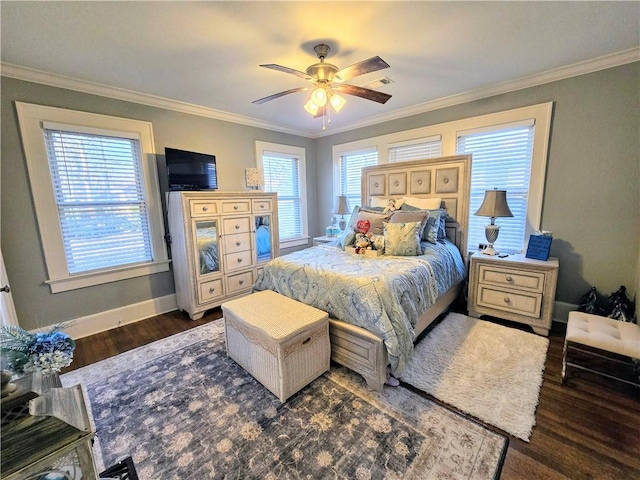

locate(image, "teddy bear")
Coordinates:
354 232 373 253
383 198 397 214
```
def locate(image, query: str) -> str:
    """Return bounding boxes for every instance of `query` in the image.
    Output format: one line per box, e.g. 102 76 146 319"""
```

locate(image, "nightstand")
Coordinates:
313 235 338 246
468 252 559 336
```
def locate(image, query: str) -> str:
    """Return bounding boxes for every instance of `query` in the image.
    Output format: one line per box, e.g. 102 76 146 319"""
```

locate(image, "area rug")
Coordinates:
399 312 549 442
62 320 507 479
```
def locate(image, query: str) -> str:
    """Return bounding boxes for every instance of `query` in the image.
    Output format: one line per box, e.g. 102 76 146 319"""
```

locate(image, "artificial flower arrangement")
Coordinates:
1 324 75 374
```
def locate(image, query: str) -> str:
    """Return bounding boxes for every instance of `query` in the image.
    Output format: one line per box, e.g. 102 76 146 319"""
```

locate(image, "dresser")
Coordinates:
168 191 279 320
468 253 559 336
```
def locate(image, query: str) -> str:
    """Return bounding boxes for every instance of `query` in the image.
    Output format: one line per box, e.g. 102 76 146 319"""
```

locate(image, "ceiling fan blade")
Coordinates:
252 87 310 105
334 84 392 104
334 56 390 82
259 64 315 82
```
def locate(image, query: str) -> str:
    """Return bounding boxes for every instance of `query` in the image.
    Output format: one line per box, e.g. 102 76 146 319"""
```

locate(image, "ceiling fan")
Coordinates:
253 44 392 119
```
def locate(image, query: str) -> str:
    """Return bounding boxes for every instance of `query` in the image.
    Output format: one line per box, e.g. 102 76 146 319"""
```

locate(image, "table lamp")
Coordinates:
332 195 351 231
474 189 513 255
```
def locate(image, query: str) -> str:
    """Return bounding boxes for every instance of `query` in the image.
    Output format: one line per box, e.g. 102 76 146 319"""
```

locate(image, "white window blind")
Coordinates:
44 128 153 274
457 123 535 254
339 150 378 209
263 153 302 241
388 136 442 163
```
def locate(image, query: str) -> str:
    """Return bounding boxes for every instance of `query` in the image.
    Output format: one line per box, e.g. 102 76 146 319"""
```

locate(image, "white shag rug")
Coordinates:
399 312 549 441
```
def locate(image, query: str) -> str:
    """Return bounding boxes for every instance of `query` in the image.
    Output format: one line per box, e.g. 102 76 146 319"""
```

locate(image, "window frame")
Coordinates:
334 147 378 210
16 102 169 293
332 102 553 252
255 141 309 249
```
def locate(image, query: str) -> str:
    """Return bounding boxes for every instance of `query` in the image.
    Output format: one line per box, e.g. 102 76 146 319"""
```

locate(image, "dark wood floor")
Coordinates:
65 308 640 480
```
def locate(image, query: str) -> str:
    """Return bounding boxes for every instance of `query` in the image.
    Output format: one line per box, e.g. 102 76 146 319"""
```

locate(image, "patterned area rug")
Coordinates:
399 313 549 441
62 320 507 479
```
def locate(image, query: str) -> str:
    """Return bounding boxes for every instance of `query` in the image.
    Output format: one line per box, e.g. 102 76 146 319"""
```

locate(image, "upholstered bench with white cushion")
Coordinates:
222 290 330 402
562 311 640 387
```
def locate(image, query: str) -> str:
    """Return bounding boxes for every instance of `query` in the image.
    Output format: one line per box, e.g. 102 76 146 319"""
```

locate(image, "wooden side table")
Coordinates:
1 376 99 480
468 252 559 336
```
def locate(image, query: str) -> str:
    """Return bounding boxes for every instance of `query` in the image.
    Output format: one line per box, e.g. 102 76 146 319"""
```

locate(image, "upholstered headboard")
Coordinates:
361 155 472 257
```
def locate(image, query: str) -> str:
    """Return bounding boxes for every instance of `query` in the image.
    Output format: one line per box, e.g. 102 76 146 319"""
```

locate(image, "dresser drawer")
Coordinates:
222 216 251 235
190 200 219 217
221 200 251 214
224 250 254 272
222 232 251 254
226 270 254 295
476 284 542 318
199 279 224 303
478 265 545 293
252 199 273 213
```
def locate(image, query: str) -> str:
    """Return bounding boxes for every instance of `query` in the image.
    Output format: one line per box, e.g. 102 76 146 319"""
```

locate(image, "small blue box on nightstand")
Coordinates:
526 235 552 261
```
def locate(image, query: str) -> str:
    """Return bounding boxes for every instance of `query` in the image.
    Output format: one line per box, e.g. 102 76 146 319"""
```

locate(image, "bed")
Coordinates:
255 155 472 391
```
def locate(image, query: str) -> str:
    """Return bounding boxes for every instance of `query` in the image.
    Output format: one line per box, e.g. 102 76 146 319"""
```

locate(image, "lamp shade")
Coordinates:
474 189 513 218
332 195 350 215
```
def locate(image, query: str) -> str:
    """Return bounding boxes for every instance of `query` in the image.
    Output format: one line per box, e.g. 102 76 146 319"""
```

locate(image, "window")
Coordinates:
332 103 553 253
16 102 168 293
337 149 378 209
256 141 308 248
388 136 442 163
457 122 535 254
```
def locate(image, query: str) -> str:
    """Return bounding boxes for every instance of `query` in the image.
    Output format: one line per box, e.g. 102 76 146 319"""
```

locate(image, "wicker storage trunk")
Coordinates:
222 290 330 402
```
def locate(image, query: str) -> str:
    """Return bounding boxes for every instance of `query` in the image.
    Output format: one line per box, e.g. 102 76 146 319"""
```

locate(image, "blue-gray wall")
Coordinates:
2 62 639 329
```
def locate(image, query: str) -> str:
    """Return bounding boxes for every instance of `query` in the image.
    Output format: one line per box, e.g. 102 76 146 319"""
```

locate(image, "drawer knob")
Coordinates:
394 181 400 186
236 241 241 246
260 204 265 209
237 258 243 263
418 180 423 185
234 205 239 210
443 177 450 184
235 225 240 230
302 337 311 345
503 297 511 304
505 276 513 283
239 280 244 285
374 182 379 188
202 206 208 212
209 287 215 293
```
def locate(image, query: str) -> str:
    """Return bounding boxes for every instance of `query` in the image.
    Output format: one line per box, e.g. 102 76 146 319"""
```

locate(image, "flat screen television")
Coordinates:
165 147 218 190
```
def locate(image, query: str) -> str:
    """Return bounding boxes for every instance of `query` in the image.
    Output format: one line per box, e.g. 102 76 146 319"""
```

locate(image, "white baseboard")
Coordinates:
553 301 577 324
39 294 178 339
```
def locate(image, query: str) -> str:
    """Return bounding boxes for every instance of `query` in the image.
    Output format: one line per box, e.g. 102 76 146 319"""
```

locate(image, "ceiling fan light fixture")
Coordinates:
310 87 328 107
329 93 346 112
304 99 319 115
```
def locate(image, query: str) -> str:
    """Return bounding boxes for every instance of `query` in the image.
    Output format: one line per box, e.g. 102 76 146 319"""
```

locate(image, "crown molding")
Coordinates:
315 47 640 138
3 47 638 140
0 63 313 137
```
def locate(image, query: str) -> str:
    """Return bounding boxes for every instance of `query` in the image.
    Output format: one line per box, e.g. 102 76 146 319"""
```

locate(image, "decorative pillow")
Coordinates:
402 196 442 210
383 221 422 256
355 208 391 235
437 210 449 240
389 210 429 238
399 204 447 244
369 197 405 210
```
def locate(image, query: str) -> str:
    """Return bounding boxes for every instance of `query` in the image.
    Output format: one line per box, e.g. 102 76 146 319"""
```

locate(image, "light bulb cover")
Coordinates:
304 99 319 115
329 93 346 112
311 87 328 107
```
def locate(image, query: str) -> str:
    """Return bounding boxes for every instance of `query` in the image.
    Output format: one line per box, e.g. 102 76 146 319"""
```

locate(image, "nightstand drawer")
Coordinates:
199 279 224 303
478 265 545 293
476 285 542 318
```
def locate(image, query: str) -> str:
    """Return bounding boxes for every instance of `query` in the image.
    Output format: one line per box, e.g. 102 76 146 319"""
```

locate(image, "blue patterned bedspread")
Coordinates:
253 240 466 375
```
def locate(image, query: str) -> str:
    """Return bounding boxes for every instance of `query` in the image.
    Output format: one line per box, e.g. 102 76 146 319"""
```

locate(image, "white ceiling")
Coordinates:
2 1 639 138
